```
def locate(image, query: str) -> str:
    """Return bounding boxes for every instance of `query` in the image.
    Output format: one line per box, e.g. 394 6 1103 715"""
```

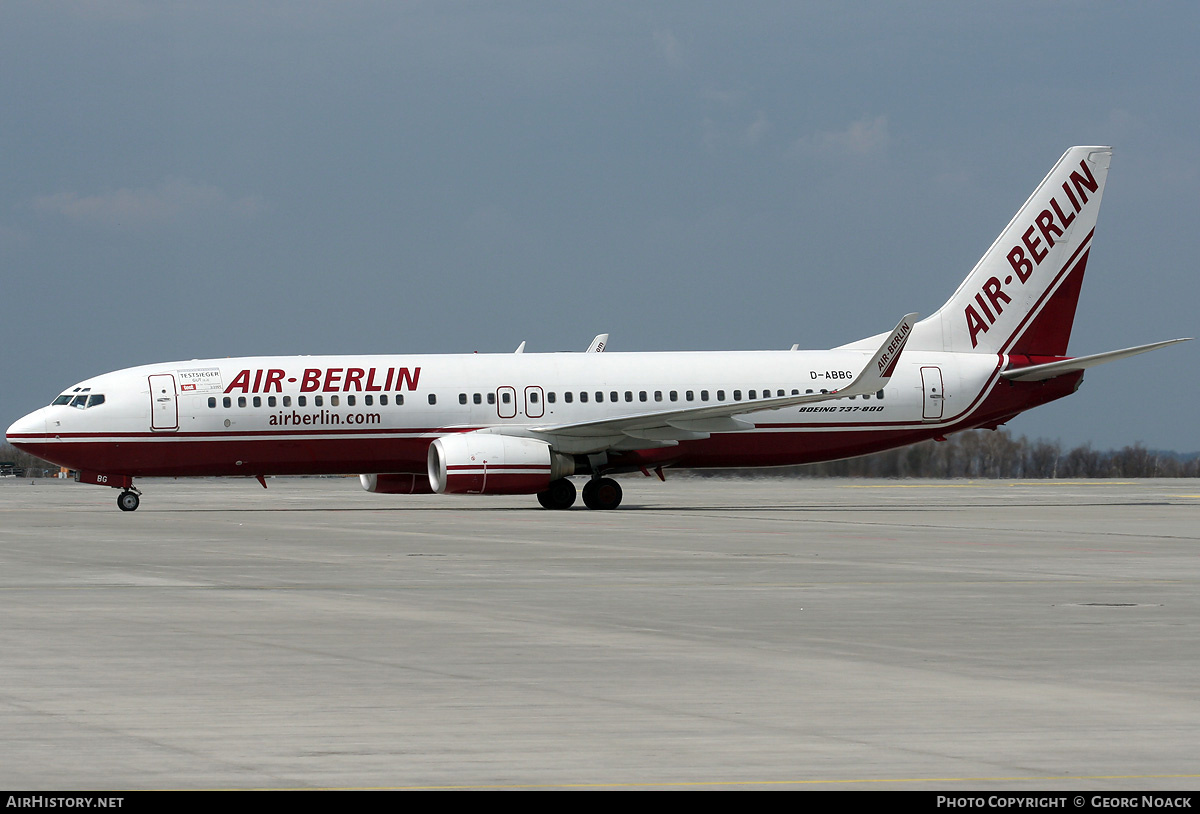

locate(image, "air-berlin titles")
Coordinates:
964 158 1099 348
877 319 911 375
223 366 422 394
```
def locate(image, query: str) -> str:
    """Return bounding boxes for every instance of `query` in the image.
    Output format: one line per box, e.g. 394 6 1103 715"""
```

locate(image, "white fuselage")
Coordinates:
7 348 1060 481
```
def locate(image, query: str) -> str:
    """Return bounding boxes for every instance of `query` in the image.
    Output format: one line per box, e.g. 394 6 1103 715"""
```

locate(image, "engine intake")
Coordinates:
428 433 574 495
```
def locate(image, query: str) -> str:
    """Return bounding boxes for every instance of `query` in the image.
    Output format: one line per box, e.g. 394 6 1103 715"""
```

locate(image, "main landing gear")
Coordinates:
537 478 577 510
582 477 622 510
117 489 141 512
536 477 623 510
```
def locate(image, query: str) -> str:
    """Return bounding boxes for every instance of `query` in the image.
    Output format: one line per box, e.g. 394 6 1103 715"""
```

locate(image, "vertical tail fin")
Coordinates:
910 146 1112 355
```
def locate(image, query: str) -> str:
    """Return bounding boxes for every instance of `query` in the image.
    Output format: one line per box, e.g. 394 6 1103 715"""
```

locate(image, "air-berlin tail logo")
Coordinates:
964 158 1099 348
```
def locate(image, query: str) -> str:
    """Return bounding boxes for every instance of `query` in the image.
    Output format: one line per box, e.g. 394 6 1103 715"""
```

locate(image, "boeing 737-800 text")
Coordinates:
6 147 1190 511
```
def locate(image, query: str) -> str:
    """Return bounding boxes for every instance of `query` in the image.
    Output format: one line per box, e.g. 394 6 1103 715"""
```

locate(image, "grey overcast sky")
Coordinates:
3 1 1197 451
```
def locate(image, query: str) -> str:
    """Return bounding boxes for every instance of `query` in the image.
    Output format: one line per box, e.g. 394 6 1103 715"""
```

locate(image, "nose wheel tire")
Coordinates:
581 477 622 510
537 478 577 510
117 491 140 512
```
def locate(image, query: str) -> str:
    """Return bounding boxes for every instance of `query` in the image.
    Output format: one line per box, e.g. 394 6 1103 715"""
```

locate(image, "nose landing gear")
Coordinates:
117 488 141 512
75 471 141 511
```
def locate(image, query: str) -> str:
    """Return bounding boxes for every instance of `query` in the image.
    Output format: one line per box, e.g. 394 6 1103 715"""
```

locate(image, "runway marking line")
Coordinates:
841 482 1138 488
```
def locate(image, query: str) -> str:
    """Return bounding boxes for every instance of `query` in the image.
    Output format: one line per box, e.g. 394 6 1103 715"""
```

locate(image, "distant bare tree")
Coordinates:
687 429 1198 479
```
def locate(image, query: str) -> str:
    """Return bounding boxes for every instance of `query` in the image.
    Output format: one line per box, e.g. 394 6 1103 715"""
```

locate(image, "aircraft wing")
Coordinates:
1000 338 1191 382
527 314 916 447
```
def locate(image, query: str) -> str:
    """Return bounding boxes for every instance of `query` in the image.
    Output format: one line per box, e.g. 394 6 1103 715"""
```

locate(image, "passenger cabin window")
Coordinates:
717 390 726 401
223 397 232 408
669 391 678 402
474 393 482 404
428 394 437 405
331 396 339 407
580 392 589 403
314 396 323 407
298 396 307 407
268 396 277 407
733 390 742 401
564 392 573 403
346 395 354 406
459 393 468 405
547 392 556 404
238 397 247 408
487 393 495 405
701 390 709 401
253 396 262 408
208 397 217 408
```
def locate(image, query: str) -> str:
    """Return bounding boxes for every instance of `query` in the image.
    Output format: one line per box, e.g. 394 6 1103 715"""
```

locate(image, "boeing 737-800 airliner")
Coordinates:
6 146 1190 511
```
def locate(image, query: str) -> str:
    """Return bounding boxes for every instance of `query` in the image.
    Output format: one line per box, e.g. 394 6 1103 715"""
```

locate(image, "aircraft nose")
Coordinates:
6 408 47 448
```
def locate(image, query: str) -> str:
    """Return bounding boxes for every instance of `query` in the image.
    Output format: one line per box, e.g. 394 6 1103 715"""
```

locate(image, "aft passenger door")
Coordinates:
148 374 179 431
920 366 944 421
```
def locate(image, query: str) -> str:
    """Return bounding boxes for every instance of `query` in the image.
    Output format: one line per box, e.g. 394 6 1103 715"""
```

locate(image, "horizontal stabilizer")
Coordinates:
1001 338 1192 382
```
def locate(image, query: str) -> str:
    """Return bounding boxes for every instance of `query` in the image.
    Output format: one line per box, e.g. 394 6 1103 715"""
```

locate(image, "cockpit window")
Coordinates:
54 393 105 408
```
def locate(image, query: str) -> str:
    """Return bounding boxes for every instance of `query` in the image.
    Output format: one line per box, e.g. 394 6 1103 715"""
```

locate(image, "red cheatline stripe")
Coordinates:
8 427 482 440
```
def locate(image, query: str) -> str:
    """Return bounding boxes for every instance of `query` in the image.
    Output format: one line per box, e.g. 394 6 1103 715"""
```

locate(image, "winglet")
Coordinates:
835 313 917 396
586 334 608 353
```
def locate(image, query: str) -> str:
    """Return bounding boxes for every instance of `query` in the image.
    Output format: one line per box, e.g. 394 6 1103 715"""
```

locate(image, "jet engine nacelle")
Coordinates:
359 473 434 494
428 433 574 495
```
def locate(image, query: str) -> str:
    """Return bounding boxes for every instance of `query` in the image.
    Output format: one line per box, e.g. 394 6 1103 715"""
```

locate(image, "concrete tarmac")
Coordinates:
1 475 1198 790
